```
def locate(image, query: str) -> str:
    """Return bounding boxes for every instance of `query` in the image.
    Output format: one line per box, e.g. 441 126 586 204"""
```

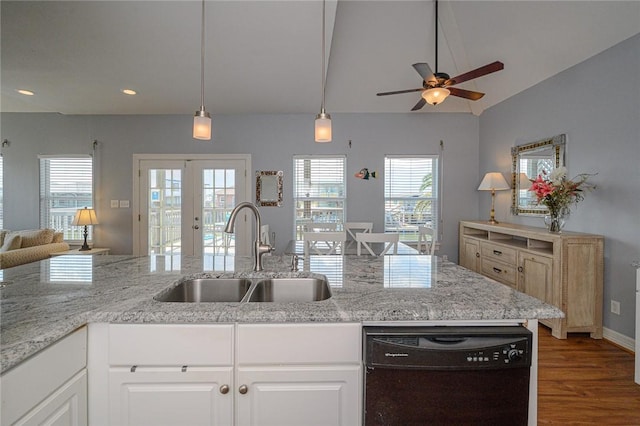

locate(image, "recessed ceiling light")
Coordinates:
122 89 137 95
16 89 35 96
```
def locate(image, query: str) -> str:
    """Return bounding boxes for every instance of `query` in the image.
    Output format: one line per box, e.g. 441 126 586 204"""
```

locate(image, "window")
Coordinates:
39 156 93 241
384 155 439 242
293 155 346 239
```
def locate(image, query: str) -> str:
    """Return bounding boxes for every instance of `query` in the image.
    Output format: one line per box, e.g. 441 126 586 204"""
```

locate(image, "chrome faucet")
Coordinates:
224 202 274 271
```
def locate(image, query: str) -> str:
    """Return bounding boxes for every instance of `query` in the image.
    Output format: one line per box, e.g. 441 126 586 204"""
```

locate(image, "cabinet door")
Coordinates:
109 366 233 426
518 252 553 304
460 238 480 272
13 370 87 426
236 366 361 426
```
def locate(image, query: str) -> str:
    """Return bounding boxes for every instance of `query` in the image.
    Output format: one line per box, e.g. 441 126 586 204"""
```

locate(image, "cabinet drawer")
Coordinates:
481 259 517 287
109 324 233 366
481 242 517 264
237 323 361 365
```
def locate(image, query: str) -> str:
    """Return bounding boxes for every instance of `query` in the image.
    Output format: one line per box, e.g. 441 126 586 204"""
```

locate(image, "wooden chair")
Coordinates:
356 232 399 256
417 226 436 255
343 222 373 247
303 231 346 255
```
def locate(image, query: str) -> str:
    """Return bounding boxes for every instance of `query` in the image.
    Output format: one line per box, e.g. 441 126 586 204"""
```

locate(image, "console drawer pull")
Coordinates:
493 267 503 274
493 250 502 256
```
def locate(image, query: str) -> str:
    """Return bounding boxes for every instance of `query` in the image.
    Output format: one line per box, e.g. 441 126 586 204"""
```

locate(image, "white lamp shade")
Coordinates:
315 115 332 142
193 114 212 140
421 87 450 105
518 173 532 189
478 172 510 191
72 207 98 226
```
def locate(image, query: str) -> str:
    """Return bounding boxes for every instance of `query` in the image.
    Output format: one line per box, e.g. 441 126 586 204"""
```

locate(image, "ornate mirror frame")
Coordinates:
511 134 566 216
256 171 283 207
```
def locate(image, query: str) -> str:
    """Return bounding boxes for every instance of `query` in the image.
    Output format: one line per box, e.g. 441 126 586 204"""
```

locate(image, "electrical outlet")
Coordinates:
611 300 621 315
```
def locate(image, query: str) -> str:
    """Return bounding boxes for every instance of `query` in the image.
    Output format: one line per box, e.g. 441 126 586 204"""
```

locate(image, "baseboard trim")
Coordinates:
603 327 635 353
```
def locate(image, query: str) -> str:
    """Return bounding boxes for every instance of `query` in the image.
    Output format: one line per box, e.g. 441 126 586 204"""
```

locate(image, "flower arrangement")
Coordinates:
529 167 595 231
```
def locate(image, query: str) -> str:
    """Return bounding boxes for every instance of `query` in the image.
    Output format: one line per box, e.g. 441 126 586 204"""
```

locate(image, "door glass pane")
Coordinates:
148 169 182 254
202 168 235 255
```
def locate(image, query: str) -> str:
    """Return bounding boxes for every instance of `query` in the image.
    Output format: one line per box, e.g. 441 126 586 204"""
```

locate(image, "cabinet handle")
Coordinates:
475 252 480 258
493 267 503 274
493 250 502 256
518 266 524 273
239 385 248 394
220 385 229 394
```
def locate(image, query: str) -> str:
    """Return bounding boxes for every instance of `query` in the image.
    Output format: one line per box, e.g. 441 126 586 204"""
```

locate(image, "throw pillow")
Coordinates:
19 228 55 248
0 229 8 247
0 233 22 252
52 232 64 243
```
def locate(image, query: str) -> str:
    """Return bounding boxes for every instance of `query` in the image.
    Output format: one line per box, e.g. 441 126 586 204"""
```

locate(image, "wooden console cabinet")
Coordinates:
459 221 604 339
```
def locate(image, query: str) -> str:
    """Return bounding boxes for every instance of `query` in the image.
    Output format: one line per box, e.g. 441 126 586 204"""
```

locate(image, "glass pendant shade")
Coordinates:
422 87 450 106
193 109 211 140
314 112 332 143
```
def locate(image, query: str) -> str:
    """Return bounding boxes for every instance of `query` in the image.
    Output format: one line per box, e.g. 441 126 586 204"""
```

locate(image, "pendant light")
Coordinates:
193 0 211 141
314 0 331 143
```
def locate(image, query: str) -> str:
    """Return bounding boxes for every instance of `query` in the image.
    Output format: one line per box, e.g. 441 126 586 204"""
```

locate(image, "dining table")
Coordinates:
284 239 419 256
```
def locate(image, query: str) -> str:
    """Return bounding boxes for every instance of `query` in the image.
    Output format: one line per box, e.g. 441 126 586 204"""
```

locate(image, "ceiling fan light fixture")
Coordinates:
315 110 332 143
422 87 450 105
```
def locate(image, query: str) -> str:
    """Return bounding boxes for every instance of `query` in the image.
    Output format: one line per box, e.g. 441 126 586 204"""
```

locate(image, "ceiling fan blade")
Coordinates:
412 63 437 85
376 88 423 96
448 87 485 101
411 98 427 111
445 61 504 86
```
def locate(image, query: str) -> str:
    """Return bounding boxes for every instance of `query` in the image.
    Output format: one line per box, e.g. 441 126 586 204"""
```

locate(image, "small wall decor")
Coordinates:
256 171 283 207
354 168 377 180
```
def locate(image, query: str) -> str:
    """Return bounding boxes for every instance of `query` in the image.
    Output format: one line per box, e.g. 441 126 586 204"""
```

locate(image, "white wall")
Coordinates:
479 34 640 339
0 112 479 260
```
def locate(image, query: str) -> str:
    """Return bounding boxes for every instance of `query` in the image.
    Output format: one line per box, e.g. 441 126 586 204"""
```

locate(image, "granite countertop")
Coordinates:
0 253 563 373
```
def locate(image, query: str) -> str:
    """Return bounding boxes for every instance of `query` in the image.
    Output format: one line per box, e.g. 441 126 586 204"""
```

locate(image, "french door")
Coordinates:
134 155 250 256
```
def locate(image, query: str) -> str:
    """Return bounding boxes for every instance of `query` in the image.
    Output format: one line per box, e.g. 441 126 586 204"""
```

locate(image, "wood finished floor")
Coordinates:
538 324 640 425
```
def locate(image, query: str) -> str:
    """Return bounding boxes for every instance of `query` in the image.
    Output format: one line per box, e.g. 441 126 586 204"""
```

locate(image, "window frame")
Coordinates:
39 155 94 243
384 155 440 243
292 155 347 239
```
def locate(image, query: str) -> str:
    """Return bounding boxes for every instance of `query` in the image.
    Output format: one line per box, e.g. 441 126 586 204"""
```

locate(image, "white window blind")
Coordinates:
384 155 439 242
39 156 93 241
293 155 346 239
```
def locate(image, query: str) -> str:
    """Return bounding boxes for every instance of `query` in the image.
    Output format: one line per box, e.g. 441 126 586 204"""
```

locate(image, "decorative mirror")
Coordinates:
256 171 283 207
511 134 565 216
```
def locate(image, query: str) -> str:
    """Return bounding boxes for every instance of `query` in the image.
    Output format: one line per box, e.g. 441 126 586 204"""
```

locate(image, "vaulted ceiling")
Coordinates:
2 1 639 116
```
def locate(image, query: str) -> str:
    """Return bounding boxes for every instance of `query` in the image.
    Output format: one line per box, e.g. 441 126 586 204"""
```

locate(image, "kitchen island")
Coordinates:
1 253 563 425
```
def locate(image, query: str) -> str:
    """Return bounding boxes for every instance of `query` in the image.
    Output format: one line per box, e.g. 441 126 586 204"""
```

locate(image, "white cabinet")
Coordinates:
235 323 362 426
89 322 362 426
1 327 87 426
108 367 232 426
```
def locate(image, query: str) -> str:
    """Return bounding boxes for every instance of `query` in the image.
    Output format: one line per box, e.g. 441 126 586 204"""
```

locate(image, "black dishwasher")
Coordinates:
364 326 532 426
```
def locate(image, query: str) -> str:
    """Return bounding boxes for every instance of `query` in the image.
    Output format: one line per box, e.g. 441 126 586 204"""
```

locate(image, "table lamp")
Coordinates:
478 172 510 224
71 207 98 251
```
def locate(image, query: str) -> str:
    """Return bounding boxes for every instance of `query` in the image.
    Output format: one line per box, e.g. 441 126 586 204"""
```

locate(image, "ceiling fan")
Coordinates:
376 0 504 110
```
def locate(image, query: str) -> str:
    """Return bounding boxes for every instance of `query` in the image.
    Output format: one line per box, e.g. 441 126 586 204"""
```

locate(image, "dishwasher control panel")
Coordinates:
364 325 532 370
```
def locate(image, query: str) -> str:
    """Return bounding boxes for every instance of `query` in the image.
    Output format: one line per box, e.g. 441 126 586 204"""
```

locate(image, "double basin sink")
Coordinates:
155 277 331 303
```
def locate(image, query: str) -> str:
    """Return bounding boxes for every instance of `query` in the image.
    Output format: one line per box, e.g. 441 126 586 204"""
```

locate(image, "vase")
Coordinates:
544 212 566 233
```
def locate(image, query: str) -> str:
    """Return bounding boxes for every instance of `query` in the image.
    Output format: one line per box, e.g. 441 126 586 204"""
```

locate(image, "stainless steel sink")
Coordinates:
155 278 252 302
247 278 332 303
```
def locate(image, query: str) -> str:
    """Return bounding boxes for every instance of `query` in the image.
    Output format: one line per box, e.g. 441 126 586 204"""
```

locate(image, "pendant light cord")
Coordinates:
320 0 326 113
200 0 206 110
